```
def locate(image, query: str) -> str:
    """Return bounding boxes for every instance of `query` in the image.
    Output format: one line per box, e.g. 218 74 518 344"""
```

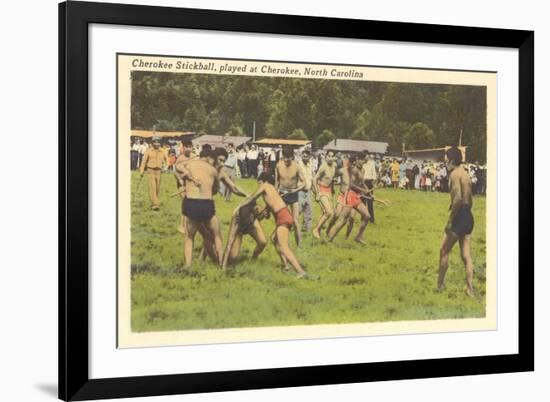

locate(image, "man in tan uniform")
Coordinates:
139 136 167 210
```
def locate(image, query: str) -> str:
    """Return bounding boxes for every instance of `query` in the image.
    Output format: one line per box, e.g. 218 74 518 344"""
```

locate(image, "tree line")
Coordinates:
131 71 487 162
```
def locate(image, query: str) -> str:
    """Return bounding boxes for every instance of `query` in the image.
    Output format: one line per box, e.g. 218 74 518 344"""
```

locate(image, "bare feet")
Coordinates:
312 228 321 240
354 238 367 245
464 286 475 298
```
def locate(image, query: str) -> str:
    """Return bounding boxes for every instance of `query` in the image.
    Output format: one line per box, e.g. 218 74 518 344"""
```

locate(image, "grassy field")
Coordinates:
130 171 487 332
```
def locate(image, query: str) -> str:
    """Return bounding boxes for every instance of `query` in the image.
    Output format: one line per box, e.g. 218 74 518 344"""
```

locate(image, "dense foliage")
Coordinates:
131 72 487 162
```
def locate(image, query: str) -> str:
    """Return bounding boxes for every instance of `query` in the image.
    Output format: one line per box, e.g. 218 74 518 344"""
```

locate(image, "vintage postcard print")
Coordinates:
117 54 496 348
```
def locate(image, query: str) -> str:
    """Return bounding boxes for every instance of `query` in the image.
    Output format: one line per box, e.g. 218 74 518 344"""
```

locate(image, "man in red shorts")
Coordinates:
328 155 371 243
237 173 309 278
312 150 337 239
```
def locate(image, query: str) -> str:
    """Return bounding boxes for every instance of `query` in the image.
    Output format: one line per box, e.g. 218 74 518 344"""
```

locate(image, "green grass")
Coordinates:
130 171 486 332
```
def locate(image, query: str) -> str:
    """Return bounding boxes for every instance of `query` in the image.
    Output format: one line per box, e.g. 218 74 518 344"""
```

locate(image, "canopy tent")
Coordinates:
131 130 195 139
323 138 388 154
403 146 468 162
192 134 252 148
254 138 311 147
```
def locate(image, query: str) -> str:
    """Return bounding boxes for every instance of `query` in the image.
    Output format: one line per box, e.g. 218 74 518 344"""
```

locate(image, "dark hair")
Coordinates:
348 155 358 165
327 150 335 157
282 147 294 158
446 146 463 165
182 139 193 147
202 144 212 152
214 147 228 159
258 172 275 184
200 148 213 158
227 143 234 148
302 149 311 156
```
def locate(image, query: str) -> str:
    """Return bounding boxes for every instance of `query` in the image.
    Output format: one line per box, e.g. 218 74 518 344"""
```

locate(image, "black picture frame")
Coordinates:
59 1 534 400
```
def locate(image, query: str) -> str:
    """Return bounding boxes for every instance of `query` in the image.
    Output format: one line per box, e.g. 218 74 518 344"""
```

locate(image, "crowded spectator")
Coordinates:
247 145 259 178
220 143 238 201
237 146 247 178
391 159 400 189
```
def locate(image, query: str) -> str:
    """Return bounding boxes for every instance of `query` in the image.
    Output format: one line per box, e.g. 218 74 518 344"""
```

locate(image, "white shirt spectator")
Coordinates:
247 148 258 160
137 142 148 154
363 159 377 181
237 149 247 161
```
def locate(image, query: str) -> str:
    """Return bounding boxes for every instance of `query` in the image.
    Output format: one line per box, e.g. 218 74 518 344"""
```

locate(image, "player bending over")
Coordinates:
221 201 270 270
238 173 309 278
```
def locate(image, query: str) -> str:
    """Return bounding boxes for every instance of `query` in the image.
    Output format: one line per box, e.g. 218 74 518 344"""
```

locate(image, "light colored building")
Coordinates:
403 146 468 162
192 134 252 149
254 138 312 154
322 138 389 155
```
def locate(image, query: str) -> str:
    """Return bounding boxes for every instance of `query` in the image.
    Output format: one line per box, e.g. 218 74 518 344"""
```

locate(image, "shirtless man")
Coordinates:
179 147 248 266
221 201 269 270
325 155 353 236
186 147 248 264
238 172 308 278
312 150 337 239
328 155 371 243
275 147 305 246
179 147 223 267
438 146 475 297
174 140 195 234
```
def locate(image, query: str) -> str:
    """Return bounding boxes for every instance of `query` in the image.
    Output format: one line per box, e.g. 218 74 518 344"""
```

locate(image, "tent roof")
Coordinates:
403 146 468 162
192 134 252 148
404 145 468 153
131 130 194 138
323 139 388 154
254 138 311 146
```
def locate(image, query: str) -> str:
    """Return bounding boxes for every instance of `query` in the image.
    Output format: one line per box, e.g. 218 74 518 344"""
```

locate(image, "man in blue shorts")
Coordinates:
438 146 475 297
